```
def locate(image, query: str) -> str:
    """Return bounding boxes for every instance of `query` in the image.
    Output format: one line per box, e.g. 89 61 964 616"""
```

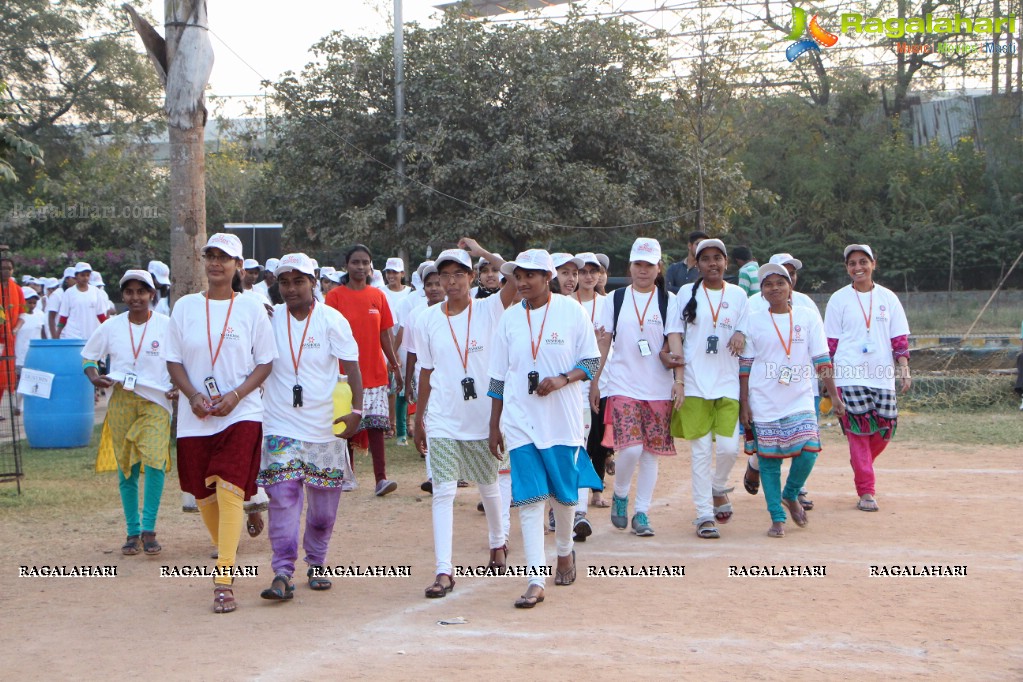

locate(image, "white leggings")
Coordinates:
432 480 504 576
690 424 740 523
519 501 574 588
613 444 659 515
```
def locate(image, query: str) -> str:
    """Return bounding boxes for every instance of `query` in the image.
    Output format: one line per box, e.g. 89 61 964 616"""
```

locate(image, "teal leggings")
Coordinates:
395 393 408 439
118 463 165 536
759 452 818 523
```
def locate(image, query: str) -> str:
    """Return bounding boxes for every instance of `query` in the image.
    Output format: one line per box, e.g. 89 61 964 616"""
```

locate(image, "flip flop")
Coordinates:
767 526 785 538
798 492 814 511
514 587 545 609
784 498 808 527
246 513 264 538
857 499 879 512
743 462 760 495
591 498 610 508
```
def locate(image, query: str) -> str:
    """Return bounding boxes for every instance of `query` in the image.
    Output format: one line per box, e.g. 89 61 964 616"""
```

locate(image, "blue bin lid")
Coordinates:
29 338 87 347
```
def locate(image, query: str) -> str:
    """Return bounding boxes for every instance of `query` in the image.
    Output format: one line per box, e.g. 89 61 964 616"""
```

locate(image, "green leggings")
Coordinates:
759 452 817 523
396 393 408 439
118 463 165 536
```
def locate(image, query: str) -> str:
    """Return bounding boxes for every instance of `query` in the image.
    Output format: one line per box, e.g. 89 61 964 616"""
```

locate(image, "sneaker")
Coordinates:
573 512 593 542
375 479 397 496
420 480 433 494
611 494 628 529
631 512 655 537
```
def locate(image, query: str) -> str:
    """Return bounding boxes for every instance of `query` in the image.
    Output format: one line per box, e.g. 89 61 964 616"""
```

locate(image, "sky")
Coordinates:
141 0 444 105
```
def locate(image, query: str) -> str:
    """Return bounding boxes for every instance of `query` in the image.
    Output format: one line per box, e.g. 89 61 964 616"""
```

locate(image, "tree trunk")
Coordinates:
169 125 208 302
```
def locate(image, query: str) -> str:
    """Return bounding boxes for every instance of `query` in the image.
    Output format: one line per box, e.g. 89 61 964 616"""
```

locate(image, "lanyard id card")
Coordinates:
461 377 477 400
706 335 719 354
123 372 138 391
778 366 793 386
637 338 652 356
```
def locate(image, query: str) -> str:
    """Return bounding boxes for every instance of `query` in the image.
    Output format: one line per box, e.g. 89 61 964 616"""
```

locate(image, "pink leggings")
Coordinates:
847 431 889 496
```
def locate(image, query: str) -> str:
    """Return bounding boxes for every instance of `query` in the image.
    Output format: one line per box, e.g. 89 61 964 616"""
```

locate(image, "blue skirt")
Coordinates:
510 443 603 507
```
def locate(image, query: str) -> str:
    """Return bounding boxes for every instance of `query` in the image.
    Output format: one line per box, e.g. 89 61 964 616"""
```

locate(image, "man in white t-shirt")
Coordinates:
414 246 514 598
255 253 364 598
48 267 75 337
56 262 109 339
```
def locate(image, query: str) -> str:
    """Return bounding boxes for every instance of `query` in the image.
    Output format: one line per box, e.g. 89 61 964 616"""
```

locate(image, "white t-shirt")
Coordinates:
572 293 607 406
741 307 828 421
164 293 277 437
243 287 271 307
154 297 170 316
382 286 412 330
57 286 107 339
488 295 600 451
46 288 63 316
253 281 270 298
402 298 433 355
824 284 909 390
15 310 46 365
666 282 749 401
81 312 174 413
97 287 115 314
414 295 505 440
262 303 360 443
597 286 675 401
748 290 822 396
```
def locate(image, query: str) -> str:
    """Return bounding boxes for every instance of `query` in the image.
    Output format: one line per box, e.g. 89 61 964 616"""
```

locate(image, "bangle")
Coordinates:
188 391 202 401
559 372 571 384
350 408 363 415
674 379 684 384
232 390 242 401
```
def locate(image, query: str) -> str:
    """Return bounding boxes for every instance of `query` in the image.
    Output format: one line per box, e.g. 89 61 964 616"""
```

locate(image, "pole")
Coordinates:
394 0 406 233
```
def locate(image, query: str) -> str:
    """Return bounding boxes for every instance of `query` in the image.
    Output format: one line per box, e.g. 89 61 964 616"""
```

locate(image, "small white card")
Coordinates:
18 368 55 399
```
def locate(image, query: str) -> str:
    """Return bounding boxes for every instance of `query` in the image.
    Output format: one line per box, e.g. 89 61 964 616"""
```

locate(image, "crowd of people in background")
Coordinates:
0 232 926 613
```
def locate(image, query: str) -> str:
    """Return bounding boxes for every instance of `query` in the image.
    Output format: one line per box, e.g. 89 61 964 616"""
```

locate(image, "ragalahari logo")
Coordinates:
785 7 839 62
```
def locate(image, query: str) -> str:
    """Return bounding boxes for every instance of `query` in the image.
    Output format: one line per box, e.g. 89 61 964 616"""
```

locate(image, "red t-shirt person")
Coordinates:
324 284 394 389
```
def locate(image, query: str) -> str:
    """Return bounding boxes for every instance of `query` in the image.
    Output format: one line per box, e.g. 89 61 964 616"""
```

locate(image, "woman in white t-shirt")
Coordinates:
739 264 846 537
574 252 609 520
256 254 364 600
165 233 277 614
551 252 581 295
414 246 514 599
665 239 749 539
591 239 676 539
381 258 412 443
487 249 601 609
82 271 176 556
824 244 911 513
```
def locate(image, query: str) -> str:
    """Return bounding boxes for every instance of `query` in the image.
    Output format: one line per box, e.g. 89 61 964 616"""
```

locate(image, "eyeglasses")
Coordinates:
439 272 471 281
203 253 235 263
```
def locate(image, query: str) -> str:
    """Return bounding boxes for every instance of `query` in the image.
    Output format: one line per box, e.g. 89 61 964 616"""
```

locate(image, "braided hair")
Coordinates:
681 276 703 325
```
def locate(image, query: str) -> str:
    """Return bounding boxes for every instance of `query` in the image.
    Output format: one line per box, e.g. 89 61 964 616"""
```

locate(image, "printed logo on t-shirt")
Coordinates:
876 304 888 323
303 336 322 350
793 325 806 343
223 326 241 341
467 339 485 354
545 332 565 346
146 339 162 357
368 308 380 315
650 313 662 324
721 301 730 309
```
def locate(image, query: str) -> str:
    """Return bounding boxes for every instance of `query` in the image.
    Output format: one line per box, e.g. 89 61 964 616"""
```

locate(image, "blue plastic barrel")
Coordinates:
23 339 95 448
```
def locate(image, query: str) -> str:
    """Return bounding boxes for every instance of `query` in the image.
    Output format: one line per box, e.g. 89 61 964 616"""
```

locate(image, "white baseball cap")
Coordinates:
310 258 319 271
90 271 104 286
319 266 336 279
22 285 39 300
500 249 555 277
769 253 803 271
21 275 33 284
326 270 344 283
264 257 281 271
695 238 727 259
595 253 610 270
477 253 503 269
843 244 875 261
433 249 473 271
74 262 93 274
757 263 792 284
416 260 436 283
384 257 405 272
63 267 76 279
275 252 316 277
420 263 439 281
45 278 60 289
202 233 244 260
575 252 602 268
629 238 662 265
243 258 261 270
551 252 583 270
147 260 171 285
119 269 156 289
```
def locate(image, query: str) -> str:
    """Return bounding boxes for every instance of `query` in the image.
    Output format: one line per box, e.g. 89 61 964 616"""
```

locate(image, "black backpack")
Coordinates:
610 286 669 340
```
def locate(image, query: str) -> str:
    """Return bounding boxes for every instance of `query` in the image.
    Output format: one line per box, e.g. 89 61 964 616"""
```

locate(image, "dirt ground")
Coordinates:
1 422 1020 681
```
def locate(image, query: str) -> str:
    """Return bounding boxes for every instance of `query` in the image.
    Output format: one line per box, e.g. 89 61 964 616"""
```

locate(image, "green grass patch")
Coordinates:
899 408 1023 446
906 301 1023 334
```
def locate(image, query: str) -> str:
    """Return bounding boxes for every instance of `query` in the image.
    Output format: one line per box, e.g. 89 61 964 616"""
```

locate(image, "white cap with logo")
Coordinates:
119 269 156 289
695 238 727 259
147 260 171 285
500 249 555 277
769 253 803 271
433 249 473 271
202 233 244 260
384 257 405 272
551 252 583 270
275 252 317 277
629 238 662 265
575 252 602 268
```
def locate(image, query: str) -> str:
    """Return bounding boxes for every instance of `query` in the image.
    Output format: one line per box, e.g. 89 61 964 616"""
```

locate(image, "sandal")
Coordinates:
514 585 545 609
307 566 332 591
213 585 237 614
121 535 142 556
425 573 455 598
798 492 814 511
591 493 610 508
784 498 808 527
554 550 576 586
488 545 508 574
696 520 720 539
713 488 734 524
857 498 879 512
768 524 785 538
246 512 264 538
260 574 295 601
605 455 616 476
141 531 162 556
743 461 760 495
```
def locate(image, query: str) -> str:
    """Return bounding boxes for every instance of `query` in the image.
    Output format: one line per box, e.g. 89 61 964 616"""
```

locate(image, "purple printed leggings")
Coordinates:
266 479 342 577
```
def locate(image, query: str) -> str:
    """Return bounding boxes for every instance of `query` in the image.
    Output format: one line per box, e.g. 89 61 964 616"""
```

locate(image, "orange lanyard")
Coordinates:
770 308 794 359
703 282 726 328
855 287 873 331
526 294 552 365
287 302 314 380
632 287 655 332
575 291 596 323
205 293 235 370
444 299 473 373
128 311 152 367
